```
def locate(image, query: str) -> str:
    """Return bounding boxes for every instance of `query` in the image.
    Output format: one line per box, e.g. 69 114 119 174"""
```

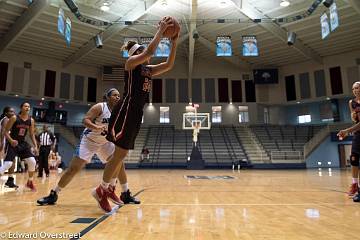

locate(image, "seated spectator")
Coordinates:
49 151 64 173
48 150 56 170
56 152 64 174
141 148 150 161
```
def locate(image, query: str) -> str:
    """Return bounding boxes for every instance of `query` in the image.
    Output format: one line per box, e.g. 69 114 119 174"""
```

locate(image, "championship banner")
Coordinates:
65 17 72 46
242 35 258 57
320 13 330 39
216 36 232 57
57 8 65 36
155 38 170 57
329 2 339 31
140 37 152 48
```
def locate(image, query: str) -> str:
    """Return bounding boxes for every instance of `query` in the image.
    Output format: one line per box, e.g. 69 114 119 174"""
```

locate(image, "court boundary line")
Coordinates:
69 189 145 240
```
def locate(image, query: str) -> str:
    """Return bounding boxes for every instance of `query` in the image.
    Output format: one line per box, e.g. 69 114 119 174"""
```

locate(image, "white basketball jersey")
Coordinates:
83 102 111 144
0 117 7 147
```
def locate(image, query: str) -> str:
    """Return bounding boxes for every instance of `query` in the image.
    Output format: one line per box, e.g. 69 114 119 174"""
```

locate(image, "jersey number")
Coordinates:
142 78 152 93
19 128 26 136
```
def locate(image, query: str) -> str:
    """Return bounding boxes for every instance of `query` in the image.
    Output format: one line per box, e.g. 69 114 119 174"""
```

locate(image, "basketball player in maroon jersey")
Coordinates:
92 17 180 212
2 102 38 191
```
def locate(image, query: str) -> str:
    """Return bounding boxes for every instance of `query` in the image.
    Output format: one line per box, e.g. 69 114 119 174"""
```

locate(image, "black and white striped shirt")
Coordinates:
39 131 55 146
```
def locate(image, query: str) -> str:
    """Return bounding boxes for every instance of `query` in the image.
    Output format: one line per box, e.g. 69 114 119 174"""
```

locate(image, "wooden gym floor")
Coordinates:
0 169 358 240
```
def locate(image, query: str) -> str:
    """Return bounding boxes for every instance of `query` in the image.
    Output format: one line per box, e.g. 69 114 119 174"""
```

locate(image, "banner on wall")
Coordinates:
242 35 258 57
320 13 330 39
329 2 339 31
57 8 65 36
65 17 72 46
140 37 152 47
155 38 170 57
216 36 232 57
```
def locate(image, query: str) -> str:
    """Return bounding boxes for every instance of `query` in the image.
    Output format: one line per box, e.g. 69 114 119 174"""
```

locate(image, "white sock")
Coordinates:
53 185 62 193
121 183 128 192
101 181 109 189
110 178 117 187
352 178 358 184
28 177 33 181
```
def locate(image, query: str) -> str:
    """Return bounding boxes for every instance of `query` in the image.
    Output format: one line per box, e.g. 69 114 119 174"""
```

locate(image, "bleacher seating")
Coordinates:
59 124 325 167
250 125 324 163
142 125 247 167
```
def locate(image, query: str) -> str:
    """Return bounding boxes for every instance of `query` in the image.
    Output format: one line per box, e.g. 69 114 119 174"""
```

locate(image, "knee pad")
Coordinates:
350 153 359 167
24 157 36 172
0 161 13 174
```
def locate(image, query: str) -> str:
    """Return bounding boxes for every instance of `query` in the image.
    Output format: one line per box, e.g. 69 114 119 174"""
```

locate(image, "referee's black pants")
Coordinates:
38 145 51 177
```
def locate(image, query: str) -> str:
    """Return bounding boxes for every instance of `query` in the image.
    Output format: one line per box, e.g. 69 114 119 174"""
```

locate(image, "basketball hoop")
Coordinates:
192 121 201 145
183 104 210 146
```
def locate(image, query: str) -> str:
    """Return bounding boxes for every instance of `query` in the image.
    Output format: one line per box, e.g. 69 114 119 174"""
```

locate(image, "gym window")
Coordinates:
298 114 311 124
212 106 222 123
239 106 249 123
160 106 170 124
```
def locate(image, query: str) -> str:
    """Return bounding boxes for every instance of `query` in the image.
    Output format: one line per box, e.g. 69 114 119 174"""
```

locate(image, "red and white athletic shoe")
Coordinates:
348 183 358 196
92 185 112 213
108 185 123 205
26 180 36 192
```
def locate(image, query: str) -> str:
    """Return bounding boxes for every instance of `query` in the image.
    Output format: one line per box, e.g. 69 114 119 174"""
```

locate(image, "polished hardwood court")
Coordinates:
0 169 358 240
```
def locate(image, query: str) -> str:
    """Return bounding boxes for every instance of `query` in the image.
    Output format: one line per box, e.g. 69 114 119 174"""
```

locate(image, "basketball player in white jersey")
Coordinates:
0 107 16 180
37 88 136 205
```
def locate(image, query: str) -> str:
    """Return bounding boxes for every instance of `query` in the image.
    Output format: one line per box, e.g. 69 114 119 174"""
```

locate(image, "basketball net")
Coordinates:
192 104 200 146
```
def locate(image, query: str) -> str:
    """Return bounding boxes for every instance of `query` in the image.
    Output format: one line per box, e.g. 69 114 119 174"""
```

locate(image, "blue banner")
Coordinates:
57 8 65 36
216 36 232 57
64 17 71 46
155 38 170 57
242 35 258 57
330 2 339 31
320 13 330 39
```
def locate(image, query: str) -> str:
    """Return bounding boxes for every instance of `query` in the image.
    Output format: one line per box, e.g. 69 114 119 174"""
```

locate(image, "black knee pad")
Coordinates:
351 153 359 166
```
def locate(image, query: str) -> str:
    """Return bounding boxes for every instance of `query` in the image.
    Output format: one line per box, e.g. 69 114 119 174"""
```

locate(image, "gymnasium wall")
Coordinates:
142 102 259 129
0 95 89 126
258 50 360 105
305 136 347 168
0 50 102 104
269 98 352 125
1 48 360 127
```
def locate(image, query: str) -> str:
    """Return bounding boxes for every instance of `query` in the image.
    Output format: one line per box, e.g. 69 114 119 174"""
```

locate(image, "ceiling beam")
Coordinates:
63 0 159 67
188 0 197 87
0 0 49 54
230 0 323 64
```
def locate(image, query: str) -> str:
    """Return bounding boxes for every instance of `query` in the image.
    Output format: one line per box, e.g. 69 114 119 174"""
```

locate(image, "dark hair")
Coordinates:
106 88 118 97
0 106 11 121
121 40 137 51
20 102 30 108
19 102 30 114
121 41 144 56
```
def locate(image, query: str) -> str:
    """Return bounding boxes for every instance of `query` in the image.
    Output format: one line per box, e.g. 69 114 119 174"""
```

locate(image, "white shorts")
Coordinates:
74 136 114 163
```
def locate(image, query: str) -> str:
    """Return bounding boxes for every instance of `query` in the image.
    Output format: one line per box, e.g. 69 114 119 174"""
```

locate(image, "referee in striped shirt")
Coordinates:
37 125 56 177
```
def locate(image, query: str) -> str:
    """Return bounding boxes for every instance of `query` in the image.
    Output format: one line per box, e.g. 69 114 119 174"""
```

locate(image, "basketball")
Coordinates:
162 16 180 38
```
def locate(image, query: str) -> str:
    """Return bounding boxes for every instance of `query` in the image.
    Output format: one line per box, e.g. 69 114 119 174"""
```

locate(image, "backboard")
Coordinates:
183 113 211 130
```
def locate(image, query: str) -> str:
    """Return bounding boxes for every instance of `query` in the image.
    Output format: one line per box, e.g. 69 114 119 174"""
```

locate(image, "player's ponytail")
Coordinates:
121 41 137 51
